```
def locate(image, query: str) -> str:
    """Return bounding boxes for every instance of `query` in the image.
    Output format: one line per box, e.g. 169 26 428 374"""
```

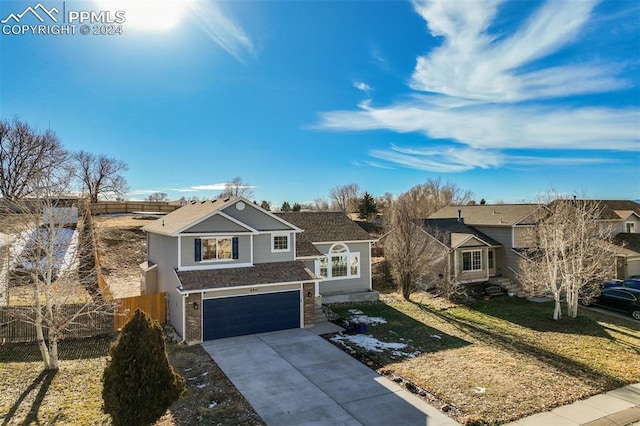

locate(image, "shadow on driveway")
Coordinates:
202 328 460 426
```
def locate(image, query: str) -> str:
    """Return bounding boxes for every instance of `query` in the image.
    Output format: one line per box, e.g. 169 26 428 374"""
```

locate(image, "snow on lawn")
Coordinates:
331 334 421 359
347 309 387 326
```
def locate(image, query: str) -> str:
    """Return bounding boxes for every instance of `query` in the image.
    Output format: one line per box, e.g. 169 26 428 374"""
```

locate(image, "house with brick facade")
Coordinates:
141 196 376 343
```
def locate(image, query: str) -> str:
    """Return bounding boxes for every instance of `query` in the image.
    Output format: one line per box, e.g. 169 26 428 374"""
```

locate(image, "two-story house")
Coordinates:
141 196 376 343
428 200 640 284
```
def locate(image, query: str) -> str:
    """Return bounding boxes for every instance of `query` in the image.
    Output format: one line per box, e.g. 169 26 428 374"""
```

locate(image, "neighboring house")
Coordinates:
416 218 502 284
428 200 640 282
428 204 540 283
141 197 376 343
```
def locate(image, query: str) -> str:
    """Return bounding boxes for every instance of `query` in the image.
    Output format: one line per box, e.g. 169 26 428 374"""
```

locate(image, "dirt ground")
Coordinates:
94 215 157 299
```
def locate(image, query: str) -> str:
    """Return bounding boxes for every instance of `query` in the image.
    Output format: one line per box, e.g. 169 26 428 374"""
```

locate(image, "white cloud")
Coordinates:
188 0 253 61
409 0 613 102
369 144 615 173
354 81 372 92
316 0 639 173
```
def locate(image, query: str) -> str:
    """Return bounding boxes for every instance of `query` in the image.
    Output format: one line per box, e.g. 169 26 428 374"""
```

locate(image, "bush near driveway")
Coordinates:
328 292 640 425
1 332 264 425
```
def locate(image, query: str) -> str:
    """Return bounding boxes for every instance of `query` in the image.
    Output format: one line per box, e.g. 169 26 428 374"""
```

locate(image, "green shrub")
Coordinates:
102 309 186 426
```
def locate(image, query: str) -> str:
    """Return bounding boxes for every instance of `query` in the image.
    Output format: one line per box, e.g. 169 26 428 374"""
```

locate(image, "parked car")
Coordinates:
621 279 640 290
580 287 640 320
602 279 623 288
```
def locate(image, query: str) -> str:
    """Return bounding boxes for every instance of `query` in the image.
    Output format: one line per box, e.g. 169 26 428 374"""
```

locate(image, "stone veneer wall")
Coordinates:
185 292 202 343
303 282 315 327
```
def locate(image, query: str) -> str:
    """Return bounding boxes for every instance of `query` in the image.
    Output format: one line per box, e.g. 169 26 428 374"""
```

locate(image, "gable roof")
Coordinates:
428 204 539 226
420 218 502 248
274 212 374 243
143 196 298 236
613 233 640 256
596 200 640 220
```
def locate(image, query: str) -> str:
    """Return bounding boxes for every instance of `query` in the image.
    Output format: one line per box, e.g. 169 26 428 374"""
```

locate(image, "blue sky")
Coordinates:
1 0 639 206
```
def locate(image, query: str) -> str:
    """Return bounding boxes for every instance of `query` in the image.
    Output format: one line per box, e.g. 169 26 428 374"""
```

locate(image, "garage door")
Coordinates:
203 290 301 340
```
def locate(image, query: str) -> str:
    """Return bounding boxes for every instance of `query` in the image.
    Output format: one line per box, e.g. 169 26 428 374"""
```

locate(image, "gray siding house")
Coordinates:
142 197 376 343
429 200 640 283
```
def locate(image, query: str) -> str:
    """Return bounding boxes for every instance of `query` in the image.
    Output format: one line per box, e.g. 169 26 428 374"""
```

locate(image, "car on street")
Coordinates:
602 279 640 290
580 287 640 320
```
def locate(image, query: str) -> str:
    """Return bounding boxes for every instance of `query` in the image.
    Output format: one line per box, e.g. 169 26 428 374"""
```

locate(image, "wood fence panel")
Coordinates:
114 292 166 330
0 305 114 343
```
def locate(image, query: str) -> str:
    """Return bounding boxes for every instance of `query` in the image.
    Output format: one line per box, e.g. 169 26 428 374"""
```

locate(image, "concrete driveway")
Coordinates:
201 328 459 426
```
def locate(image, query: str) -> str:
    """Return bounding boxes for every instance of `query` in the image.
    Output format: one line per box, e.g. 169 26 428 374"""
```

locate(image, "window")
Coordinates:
272 233 290 252
203 238 232 260
462 250 482 272
626 222 636 233
488 250 494 270
317 244 360 280
195 237 238 261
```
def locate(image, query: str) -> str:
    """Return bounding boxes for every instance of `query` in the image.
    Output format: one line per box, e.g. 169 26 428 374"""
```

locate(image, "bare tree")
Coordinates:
219 176 254 199
73 151 128 203
329 183 361 213
0 119 69 201
7 177 113 370
399 178 473 219
313 197 331 211
384 197 447 300
519 194 614 320
147 192 168 202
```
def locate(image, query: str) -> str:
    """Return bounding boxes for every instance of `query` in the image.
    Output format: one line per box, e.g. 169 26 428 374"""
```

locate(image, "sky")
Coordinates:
1 0 639 207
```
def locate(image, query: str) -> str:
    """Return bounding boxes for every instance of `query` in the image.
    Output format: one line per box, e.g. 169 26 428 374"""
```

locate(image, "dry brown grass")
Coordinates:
329 292 640 424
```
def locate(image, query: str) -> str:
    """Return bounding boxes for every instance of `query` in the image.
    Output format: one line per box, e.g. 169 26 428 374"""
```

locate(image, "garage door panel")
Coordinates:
203 291 300 340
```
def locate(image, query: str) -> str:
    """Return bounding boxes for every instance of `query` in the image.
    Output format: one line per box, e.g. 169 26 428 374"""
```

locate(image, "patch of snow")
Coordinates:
474 387 486 394
332 333 422 359
208 401 218 409
430 334 442 339
196 383 207 389
348 309 364 315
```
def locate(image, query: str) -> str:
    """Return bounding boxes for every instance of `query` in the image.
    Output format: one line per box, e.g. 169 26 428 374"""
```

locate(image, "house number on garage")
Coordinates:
249 288 259 292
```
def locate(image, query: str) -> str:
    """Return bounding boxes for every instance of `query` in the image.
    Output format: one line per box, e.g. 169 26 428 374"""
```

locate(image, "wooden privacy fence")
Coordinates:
114 292 166 330
0 305 114 344
90 201 180 215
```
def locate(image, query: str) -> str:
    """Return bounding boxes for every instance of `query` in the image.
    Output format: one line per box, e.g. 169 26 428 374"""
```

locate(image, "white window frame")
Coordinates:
271 232 290 253
461 249 482 272
201 237 233 262
626 222 636 233
315 243 360 280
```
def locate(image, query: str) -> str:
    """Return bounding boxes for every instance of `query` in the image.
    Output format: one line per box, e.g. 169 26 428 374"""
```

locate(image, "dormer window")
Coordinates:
272 232 290 252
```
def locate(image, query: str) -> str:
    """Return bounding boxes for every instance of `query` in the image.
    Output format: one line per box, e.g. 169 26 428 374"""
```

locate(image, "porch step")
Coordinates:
488 277 529 298
314 306 328 324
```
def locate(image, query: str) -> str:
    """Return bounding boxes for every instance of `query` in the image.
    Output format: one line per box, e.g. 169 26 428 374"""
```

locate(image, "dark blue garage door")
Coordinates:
203 291 301 340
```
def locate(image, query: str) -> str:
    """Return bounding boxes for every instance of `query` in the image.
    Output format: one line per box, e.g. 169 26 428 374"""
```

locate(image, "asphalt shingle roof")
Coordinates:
143 197 239 236
428 204 539 226
274 212 374 257
613 233 640 256
421 218 502 248
176 261 316 291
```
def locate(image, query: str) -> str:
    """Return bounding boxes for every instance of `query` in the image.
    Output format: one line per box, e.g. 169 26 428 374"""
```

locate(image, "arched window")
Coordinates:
317 244 360 280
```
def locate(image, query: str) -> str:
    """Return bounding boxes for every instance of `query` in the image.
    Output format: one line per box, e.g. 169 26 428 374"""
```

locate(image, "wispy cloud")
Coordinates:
353 81 372 92
368 144 616 173
188 0 253 62
315 0 639 173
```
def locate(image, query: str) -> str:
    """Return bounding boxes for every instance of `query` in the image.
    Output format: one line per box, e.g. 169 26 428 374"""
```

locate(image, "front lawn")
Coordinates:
328 292 640 425
0 334 263 425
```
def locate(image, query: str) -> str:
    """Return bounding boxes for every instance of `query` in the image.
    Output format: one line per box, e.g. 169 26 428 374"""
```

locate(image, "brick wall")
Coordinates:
303 282 315 327
185 292 202 343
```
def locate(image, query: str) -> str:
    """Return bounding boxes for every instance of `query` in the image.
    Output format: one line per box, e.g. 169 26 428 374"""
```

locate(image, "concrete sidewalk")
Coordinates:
202 328 459 426
506 384 640 426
